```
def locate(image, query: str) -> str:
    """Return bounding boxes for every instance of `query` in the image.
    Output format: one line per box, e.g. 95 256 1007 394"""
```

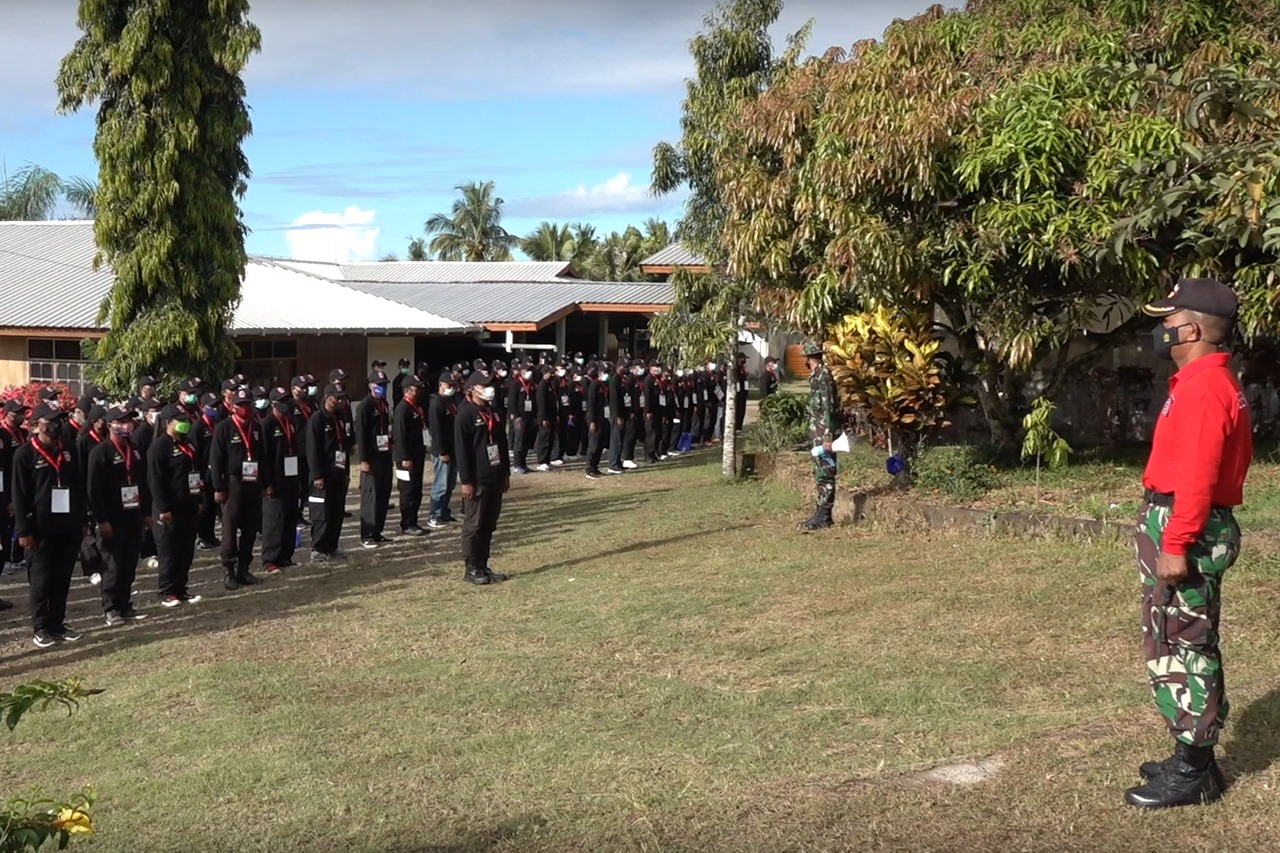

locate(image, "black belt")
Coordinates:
1143 489 1233 512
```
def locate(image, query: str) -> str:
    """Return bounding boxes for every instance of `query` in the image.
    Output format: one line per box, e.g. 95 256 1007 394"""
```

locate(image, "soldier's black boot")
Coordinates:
223 571 241 591
1125 744 1224 808
237 566 262 586
801 504 834 531
464 560 491 585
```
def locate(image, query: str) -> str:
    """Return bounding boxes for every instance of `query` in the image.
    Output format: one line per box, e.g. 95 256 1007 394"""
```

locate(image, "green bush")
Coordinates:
753 392 809 453
911 445 997 501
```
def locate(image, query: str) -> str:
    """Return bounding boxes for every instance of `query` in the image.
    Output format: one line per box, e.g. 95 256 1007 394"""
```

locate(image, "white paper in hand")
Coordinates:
832 432 853 454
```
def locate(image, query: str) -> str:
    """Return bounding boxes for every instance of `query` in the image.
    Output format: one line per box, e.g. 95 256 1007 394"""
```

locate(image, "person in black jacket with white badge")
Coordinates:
427 371 459 529
261 388 302 574
13 403 88 648
210 388 266 590
455 374 510 585
393 375 428 536
88 406 150 626
149 403 203 606
306 384 350 562
356 369 394 549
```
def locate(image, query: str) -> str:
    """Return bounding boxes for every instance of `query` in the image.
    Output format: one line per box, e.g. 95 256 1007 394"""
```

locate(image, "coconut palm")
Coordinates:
520 221 575 261
0 164 64 220
406 237 429 261
63 175 99 217
422 181 516 261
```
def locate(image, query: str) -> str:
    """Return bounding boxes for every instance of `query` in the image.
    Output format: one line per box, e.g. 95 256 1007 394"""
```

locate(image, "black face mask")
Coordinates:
1152 323 1191 361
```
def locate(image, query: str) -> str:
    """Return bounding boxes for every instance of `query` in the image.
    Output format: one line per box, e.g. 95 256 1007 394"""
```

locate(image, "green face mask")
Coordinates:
183 393 198 405
400 368 410 375
174 420 192 436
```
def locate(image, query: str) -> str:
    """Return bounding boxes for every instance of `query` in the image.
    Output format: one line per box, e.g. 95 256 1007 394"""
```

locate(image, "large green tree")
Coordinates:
56 0 260 393
650 0 809 476
722 0 1280 444
423 181 517 261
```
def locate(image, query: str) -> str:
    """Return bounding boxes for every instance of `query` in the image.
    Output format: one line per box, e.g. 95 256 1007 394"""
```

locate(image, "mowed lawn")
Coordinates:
3 449 1280 852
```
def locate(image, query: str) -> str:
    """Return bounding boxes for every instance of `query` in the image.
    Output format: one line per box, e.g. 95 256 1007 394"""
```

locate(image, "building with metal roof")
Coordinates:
639 242 710 275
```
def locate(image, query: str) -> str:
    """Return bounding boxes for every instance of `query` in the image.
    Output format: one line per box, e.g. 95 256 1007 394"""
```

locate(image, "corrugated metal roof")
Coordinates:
639 242 707 268
271 258 578 283
0 220 112 328
0 222 475 335
343 281 673 325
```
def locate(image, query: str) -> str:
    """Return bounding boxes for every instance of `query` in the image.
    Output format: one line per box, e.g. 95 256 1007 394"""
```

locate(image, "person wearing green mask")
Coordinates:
392 357 412 406
148 404 204 607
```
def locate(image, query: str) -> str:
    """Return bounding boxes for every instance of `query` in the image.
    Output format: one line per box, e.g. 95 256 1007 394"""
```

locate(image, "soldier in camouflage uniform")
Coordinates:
801 340 841 531
1126 278 1252 809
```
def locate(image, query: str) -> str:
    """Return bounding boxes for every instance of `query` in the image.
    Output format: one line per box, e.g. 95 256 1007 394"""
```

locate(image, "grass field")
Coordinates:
3 447 1280 851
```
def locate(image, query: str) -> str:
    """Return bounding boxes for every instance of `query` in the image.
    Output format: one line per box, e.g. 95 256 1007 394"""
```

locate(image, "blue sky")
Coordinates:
1 0 933 262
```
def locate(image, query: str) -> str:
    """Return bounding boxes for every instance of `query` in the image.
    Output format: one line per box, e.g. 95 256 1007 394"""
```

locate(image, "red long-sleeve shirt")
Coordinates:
1142 353 1252 555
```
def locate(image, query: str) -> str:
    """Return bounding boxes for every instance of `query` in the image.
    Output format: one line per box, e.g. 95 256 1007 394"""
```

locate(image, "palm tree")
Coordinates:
641 218 673 258
588 226 648 282
406 237 429 262
520 221 575 261
422 180 516 261
63 175 99 218
0 164 63 220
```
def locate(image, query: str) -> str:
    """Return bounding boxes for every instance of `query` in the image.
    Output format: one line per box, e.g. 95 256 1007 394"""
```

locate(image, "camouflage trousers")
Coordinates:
1136 503 1241 747
813 448 836 507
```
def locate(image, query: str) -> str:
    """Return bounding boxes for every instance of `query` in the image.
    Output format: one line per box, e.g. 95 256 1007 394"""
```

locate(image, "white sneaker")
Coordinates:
184 595 203 605
146 557 159 570
536 463 551 472
622 460 638 470
550 459 564 467
89 573 102 586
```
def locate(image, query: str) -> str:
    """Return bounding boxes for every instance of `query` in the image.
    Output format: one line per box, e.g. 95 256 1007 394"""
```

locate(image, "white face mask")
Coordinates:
556 369 566 378
497 369 508 378
707 364 717 372
479 386 496 402
307 385 318 396
676 369 685 377
522 370 534 380
441 386 456 397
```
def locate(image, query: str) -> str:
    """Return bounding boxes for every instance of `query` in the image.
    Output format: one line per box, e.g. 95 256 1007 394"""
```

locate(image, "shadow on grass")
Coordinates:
1224 683 1280 779
522 523 755 577
0 484 671 679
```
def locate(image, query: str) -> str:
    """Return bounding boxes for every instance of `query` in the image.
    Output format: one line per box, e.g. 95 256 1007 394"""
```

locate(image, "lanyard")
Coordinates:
2 421 23 443
232 415 254 461
110 436 134 483
446 399 457 418
520 378 534 397
479 408 498 442
332 413 345 443
89 428 102 443
31 438 64 487
201 414 214 433
408 399 425 422
176 440 195 463
275 410 295 452
375 398 388 433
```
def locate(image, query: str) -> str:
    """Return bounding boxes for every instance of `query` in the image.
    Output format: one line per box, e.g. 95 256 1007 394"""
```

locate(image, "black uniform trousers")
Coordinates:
359 456 393 540
198 483 219 546
155 507 198 598
99 521 143 614
643 414 662 462
398 459 425 531
587 422 610 474
512 418 533 468
78 527 103 578
221 478 262 572
262 480 300 567
734 395 748 433
28 533 79 633
623 414 639 462
534 420 555 466
608 418 625 471
0 511 13 566
461 484 504 567
310 477 348 554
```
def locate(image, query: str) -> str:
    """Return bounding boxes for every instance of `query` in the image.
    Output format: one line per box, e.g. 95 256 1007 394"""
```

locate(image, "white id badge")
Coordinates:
422 428 432 450
121 484 140 509
396 468 411 482
0 471 5 491
702 390 709 401
658 394 667 406
283 456 299 477
486 444 501 465
716 388 725 400
52 488 70 514
334 450 347 468
604 405 611 419
376 434 390 452
560 394 569 406
187 473 202 495
242 461 259 482
524 400 533 412
581 400 587 412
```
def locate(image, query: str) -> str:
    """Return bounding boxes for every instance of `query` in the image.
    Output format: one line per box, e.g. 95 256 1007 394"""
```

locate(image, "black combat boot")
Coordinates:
237 566 262 586
801 503 834 531
224 571 241 591
797 503 822 529
1125 743 1224 808
464 560 491 585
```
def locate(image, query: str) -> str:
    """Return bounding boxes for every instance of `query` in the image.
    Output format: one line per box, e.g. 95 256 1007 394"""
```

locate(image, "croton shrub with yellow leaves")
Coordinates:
2 680 99 852
825 306 974 460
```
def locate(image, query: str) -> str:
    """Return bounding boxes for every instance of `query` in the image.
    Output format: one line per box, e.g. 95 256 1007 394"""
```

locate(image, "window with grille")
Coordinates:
27 338 91 396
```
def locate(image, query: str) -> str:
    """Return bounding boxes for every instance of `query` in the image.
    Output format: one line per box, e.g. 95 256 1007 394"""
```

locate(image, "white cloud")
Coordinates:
284 206 381 262
510 172 666 218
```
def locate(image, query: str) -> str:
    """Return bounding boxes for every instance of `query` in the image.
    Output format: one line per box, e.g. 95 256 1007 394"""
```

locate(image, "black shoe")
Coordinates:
464 562 491 585
0 598 13 611
484 567 509 582
1139 754 1177 782
224 573 241 591
1125 745 1224 808
800 504 834 531
401 526 426 537
238 570 263 586
198 539 219 551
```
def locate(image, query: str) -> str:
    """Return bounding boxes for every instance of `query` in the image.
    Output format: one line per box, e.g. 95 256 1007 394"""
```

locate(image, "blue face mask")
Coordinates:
372 385 387 399
202 407 219 419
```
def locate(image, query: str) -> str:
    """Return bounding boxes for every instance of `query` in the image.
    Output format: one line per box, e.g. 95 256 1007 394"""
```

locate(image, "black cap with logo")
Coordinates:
1142 278 1239 320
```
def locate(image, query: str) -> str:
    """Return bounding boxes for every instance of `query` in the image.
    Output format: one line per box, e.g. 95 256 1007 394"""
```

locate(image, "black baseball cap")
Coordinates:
269 387 291 403
438 370 455 385
232 388 253 405
105 406 136 423
138 375 158 388
181 377 203 391
4 399 29 415
199 392 219 408
160 403 189 422
402 375 424 389
371 358 387 369
324 383 348 399
221 378 240 392
87 404 108 424
398 357 411 367
368 370 389 385
1142 278 1239 320
39 386 60 400
464 373 490 390
290 375 307 389
329 368 349 382
136 397 162 411
28 403 67 422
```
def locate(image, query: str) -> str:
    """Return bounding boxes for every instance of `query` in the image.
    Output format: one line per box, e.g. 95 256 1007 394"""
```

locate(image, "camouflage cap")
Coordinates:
801 340 824 357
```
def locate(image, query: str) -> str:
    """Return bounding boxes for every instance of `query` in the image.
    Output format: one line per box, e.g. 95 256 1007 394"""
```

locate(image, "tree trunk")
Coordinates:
975 357 1019 448
722 335 738 478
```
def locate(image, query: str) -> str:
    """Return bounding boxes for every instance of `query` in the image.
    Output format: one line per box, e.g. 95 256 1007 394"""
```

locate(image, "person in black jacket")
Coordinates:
508 362 536 474
210 387 267 590
74 405 108 586
642 361 663 464
733 352 750 433
261 389 303 573
585 362 611 479
391 357 412 406
88 406 150 626
761 356 780 399
194 392 221 551
392 375 427 535
357 369 395 549
454 375 510 585
427 371 459 529
623 361 644 468
132 398 162 567
0 399 30 586
306 384 350 561
606 361 628 474
149 403 203 606
533 364 559 471
13 403 88 648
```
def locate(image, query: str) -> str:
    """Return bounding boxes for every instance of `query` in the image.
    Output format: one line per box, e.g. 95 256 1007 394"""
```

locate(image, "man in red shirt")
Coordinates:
1126 278 1252 809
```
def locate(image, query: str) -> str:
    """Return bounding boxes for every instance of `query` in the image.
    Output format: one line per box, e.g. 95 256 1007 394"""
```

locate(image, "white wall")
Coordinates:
367 336 415 374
